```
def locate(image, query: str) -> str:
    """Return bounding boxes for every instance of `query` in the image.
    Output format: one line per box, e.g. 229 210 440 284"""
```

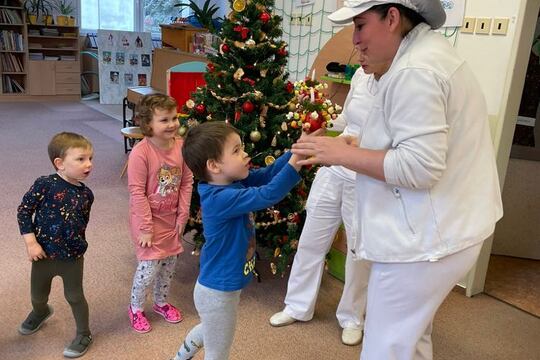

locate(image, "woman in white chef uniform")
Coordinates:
270 53 391 346
291 1 503 359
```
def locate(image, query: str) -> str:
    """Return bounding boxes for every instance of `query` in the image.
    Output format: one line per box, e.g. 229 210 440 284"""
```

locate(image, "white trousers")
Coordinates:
284 167 371 329
360 242 483 360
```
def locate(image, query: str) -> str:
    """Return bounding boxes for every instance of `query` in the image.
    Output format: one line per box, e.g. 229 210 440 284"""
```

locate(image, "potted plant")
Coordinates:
24 0 54 25
174 0 222 33
54 0 75 26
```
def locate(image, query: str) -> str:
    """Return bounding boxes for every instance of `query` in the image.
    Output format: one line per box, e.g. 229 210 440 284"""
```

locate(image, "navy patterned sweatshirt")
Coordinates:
17 174 94 260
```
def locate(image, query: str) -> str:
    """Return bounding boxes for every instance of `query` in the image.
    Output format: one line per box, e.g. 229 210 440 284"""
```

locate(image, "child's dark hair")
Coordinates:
48 132 93 170
136 93 178 136
182 122 240 182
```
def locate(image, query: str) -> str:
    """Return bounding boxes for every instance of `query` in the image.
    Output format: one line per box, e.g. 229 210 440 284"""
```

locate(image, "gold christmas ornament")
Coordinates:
270 262 277 275
260 68 268 77
245 38 256 48
264 155 276 165
274 247 281 257
232 0 246 12
233 68 245 80
250 130 262 142
281 122 288 131
271 135 277 147
186 99 195 109
234 40 245 49
178 126 187 136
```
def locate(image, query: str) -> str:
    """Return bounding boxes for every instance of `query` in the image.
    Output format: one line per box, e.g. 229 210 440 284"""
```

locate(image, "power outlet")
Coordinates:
290 13 301 25
492 18 509 35
302 14 312 25
475 17 492 34
461 17 476 34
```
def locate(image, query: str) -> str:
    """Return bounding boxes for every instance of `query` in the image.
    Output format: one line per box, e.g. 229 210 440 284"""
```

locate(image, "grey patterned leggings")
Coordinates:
130 254 178 311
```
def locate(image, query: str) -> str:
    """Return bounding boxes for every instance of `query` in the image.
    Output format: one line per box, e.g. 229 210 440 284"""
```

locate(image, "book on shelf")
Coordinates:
2 74 24 93
0 8 22 24
0 52 23 71
29 52 44 60
60 55 76 61
0 30 24 51
63 32 77 37
44 55 60 60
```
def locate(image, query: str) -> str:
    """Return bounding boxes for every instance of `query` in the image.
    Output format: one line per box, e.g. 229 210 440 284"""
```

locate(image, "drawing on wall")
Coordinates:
138 74 147 86
129 54 138 66
116 52 125 65
441 0 465 27
102 51 111 64
125 73 133 86
110 71 119 84
295 0 315 7
141 54 151 67
97 30 152 104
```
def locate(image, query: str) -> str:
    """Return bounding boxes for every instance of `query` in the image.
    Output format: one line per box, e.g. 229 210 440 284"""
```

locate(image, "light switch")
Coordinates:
492 18 509 35
475 18 492 35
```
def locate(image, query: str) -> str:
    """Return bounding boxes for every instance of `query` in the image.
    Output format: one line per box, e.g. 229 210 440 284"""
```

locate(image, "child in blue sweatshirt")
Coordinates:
173 121 311 360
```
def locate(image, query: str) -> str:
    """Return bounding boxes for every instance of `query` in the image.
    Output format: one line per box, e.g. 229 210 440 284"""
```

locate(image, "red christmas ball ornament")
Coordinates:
195 103 206 115
277 47 288 57
220 43 230 54
242 101 255 113
285 81 294 93
260 12 271 23
242 77 256 86
207 63 215 72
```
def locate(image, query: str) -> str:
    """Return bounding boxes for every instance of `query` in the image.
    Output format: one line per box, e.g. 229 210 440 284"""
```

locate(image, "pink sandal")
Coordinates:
129 305 151 333
152 303 183 323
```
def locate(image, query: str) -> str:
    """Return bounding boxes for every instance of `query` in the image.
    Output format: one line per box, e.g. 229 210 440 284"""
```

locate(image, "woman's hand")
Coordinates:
292 135 353 166
139 233 153 248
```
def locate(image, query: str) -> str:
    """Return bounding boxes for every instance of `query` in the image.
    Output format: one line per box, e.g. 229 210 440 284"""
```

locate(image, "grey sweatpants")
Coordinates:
175 281 241 360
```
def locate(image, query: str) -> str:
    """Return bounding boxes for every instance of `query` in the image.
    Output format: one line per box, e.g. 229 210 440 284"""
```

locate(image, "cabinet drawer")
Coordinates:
56 61 80 73
56 72 80 84
55 83 80 94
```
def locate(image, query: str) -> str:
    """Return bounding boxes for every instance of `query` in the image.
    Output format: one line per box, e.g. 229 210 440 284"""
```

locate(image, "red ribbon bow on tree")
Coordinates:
233 25 250 40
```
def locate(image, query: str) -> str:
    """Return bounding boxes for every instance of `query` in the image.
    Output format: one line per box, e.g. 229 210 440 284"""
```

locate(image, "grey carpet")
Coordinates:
0 102 539 360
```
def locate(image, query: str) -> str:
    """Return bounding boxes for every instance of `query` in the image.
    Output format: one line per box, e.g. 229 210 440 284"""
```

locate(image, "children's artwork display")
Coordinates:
97 30 152 104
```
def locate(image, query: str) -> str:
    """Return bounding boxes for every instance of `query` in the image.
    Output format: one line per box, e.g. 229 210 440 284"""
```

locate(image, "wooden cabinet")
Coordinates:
0 0 27 95
28 59 80 96
160 24 207 52
25 23 80 99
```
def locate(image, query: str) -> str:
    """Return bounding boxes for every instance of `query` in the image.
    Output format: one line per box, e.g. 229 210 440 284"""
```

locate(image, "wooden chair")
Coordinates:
120 126 144 178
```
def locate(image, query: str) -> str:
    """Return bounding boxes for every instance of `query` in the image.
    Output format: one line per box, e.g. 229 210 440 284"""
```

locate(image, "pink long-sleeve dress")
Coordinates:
127 137 193 260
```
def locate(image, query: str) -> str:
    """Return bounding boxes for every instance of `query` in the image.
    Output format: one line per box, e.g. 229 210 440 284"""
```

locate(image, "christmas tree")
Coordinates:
179 0 337 275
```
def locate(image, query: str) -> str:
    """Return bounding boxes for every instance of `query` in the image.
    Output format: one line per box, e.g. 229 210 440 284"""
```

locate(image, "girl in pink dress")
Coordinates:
127 94 193 333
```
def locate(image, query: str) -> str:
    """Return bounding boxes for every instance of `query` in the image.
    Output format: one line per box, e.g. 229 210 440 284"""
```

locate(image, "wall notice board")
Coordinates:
97 30 152 104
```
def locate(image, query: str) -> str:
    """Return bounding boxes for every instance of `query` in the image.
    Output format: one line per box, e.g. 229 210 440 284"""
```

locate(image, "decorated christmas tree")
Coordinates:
179 0 339 275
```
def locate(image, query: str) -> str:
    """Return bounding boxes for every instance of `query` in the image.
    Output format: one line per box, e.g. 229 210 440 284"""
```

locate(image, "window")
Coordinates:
81 0 135 33
81 0 190 38
80 1 227 38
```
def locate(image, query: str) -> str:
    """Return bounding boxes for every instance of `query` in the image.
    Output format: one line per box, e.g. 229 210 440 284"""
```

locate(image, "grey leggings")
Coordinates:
31 257 90 336
176 281 241 360
130 255 178 310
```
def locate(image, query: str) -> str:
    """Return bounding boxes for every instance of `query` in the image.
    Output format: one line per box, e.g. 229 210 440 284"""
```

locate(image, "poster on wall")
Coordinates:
97 30 152 104
440 0 465 27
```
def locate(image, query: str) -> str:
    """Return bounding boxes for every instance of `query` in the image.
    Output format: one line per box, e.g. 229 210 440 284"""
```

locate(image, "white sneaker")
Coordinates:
269 311 297 327
342 327 363 346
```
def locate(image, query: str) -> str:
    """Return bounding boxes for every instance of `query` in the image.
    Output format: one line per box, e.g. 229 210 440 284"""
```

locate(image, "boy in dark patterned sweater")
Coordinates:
17 132 94 358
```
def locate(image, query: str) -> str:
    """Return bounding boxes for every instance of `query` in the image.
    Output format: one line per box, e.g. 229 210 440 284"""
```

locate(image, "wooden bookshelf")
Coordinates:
0 0 27 95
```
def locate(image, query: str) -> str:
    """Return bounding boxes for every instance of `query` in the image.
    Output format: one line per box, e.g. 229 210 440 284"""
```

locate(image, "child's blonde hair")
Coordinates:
48 132 93 170
136 94 178 137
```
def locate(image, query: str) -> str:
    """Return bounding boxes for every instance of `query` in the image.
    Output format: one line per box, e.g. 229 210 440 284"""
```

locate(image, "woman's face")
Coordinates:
352 8 403 77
